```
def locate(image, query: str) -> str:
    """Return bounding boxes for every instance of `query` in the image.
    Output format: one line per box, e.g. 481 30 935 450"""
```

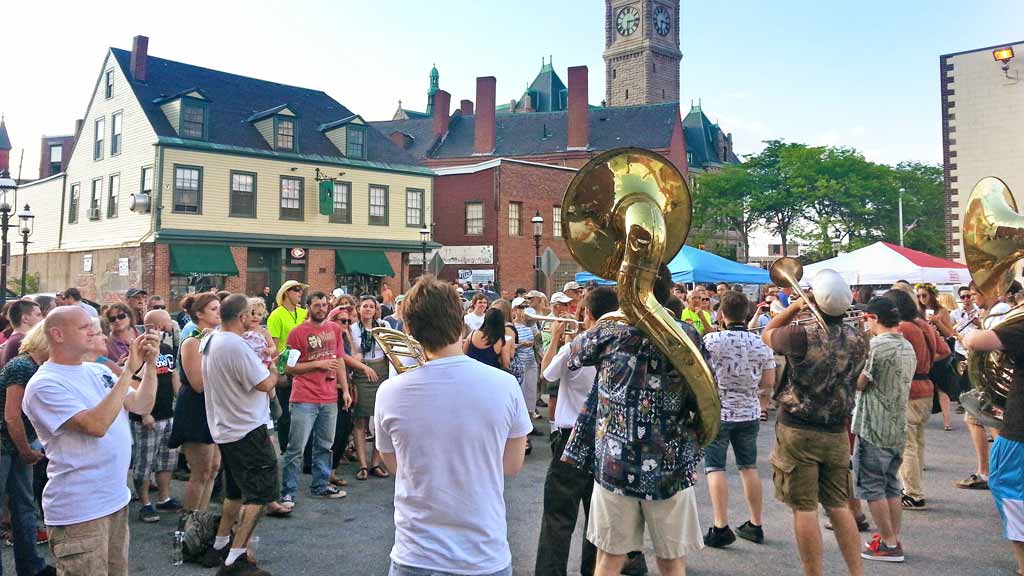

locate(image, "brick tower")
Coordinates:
603 0 682 107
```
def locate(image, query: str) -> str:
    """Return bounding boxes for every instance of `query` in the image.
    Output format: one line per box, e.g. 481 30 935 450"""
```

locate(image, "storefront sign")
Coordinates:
118 258 129 277
410 245 493 266
290 247 306 265
459 269 495 285
83 254 93 273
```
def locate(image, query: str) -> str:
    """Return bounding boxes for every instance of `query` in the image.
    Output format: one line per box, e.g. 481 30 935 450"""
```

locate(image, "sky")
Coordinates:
2 1 1022 187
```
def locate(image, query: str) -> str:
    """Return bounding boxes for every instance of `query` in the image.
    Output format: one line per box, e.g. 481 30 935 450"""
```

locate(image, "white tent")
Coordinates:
801 241 969 286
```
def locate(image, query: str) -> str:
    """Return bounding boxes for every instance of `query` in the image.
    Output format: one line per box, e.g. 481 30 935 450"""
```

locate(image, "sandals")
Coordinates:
944 425 954 431
330 475 349 487
266 502 293 517
760 410 768 422
355 467 369 481
370 465 390 478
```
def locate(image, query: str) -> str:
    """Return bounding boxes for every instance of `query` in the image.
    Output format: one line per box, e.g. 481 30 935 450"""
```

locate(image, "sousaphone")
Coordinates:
561 148 720 445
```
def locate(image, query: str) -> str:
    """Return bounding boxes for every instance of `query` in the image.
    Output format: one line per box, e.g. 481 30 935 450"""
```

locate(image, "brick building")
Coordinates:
38 134 75 179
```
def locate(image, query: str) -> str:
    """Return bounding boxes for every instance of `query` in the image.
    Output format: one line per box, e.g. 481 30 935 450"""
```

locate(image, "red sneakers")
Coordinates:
861 533 904 562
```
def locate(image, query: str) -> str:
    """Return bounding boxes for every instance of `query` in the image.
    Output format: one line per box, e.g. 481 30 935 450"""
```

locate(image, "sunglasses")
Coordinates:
288 286 304 293
150 304 166 310
107 313 128 321
338 319 352 325
702 298 711 302
960 294 972 299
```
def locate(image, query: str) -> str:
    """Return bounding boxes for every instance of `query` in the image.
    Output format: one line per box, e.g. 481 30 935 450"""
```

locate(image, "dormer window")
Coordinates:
346 127 365 159
181 100 207 139
275 117 295 151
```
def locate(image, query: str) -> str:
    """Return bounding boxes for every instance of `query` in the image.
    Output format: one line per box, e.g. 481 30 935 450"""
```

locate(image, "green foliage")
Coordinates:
9 272 39 296
693 140 946 262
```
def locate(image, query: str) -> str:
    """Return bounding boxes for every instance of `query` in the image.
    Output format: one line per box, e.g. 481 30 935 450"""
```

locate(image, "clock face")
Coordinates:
616 6 640 36
654 5 671 36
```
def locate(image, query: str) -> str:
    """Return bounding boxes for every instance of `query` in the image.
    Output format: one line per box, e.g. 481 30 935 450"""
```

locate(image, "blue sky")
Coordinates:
3 0 1023 179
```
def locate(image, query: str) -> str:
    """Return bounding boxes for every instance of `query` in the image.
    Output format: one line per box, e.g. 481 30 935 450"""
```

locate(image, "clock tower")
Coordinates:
603 0 682 107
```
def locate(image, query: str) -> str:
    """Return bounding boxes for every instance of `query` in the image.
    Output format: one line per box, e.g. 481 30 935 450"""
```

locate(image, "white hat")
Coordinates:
526 290 546 299
810 269 853 317
511 297 528 308
550 291 573 305
456 287 465 294
562 281 581 292
332 288 346 298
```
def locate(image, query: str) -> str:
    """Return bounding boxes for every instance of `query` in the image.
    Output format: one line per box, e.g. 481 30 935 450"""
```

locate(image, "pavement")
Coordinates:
2 409 1014 575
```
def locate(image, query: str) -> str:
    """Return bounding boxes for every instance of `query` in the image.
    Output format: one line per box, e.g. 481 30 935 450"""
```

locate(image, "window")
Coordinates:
90 178 102 219
465 202 484 235
346 127 365 158
141 166 153 195
369 184 388 226
275 118 294 151
552 205 562 233
173 165 202 213
107 174 120 218
625 89 629 100
110 112 123 155
68 184 80 224
49 145 62 174
94 117 105 160
230 171 257 218
181 102 206 139
508 202 522 236
104 70 114 99
279 176 303 220
330 181 352 224
406 188 424 227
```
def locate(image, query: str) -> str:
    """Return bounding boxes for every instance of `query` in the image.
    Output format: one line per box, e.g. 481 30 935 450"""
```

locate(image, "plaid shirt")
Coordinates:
561 320 710 500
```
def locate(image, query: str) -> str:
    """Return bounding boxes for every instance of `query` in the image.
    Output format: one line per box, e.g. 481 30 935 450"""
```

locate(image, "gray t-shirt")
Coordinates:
200 330 271 444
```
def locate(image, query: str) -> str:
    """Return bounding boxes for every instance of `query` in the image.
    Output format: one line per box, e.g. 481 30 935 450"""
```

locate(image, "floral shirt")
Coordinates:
560 320 711 500
703 327 776 422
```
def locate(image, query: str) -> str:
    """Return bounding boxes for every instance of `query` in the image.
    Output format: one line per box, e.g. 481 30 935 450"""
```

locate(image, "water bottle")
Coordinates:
171 530 184 565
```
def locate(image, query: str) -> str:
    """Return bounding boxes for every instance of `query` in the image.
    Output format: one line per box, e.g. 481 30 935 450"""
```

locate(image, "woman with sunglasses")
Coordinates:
328 298 358 486
349 295 390 481
916 283 957 431
168 293 223 523
105 303 140 367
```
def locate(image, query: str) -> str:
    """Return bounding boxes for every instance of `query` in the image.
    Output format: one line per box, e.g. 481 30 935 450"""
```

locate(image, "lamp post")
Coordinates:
531 211 544 291
17 205 34 296
898 187 906 247
419 227 430 278
0 170 17 306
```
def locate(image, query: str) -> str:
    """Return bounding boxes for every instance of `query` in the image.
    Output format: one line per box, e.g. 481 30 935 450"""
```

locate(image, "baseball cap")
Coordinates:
511 297 528 308
332 288 346 299
395 294 406 304
126 288 148 298
865 297 900 325
526 290 546 299
810 269 853 317
456 287 465 294
562 281 581 292
550 291 573 305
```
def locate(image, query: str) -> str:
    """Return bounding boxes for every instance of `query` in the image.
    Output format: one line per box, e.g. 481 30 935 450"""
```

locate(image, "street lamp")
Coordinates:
17 204 34 296
419 227 430 277
0 170 17 306
531 211 544 291
898 187 906 247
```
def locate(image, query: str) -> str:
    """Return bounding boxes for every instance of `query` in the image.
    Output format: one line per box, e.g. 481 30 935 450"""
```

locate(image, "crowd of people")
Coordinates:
0 268 1015 575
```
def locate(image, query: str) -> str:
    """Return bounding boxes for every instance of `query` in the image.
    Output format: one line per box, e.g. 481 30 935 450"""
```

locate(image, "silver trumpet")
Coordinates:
525 312 582 335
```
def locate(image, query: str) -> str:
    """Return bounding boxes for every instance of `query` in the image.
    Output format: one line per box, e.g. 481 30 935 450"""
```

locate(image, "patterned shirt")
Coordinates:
0 355 40 454
704 327 776 422
561 320 710 501
852 332 915 449
513 324 536 367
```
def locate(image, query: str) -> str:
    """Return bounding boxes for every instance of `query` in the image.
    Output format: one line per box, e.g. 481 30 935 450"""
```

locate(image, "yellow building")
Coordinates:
19 35 435 304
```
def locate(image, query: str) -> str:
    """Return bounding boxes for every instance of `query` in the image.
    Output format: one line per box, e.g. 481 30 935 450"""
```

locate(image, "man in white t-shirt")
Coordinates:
376 276 532 576
201 294 278 575
463 293 489 333
23 306 159 575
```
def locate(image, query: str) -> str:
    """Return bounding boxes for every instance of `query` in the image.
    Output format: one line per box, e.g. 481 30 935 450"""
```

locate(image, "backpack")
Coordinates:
180 510 221 564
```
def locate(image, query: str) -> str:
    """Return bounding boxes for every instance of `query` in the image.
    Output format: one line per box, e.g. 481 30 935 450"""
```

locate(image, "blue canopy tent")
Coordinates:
575 246 770 285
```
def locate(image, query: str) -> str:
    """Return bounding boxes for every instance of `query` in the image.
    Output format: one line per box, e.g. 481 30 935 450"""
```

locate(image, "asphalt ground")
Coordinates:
3 408 1013 575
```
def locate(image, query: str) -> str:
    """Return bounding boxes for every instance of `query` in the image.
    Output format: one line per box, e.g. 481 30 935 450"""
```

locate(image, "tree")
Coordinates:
747 140 810 257
690 164 765 262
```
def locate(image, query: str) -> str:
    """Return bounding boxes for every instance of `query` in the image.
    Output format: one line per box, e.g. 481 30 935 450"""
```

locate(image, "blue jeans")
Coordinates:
389 562 512 576
0 453 46 576
281 402 337 496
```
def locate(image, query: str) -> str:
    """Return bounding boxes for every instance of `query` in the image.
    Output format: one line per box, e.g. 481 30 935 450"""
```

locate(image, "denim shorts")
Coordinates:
389 562 512 576
853 436 903 501
704 419 759 473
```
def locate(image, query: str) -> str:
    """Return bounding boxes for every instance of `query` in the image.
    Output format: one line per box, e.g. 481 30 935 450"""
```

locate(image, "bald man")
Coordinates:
132 310 184 522
23 306 160 574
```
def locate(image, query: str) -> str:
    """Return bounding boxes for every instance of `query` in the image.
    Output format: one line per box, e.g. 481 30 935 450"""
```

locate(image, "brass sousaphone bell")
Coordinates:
561 148 721 445
961 176 1024 428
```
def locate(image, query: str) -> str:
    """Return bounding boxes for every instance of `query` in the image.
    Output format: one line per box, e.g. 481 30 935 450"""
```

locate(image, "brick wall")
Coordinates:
225 246 249 293
384 251 406 291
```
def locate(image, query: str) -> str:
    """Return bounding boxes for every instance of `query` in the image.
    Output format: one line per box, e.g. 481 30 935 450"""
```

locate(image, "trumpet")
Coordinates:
525 312 582 335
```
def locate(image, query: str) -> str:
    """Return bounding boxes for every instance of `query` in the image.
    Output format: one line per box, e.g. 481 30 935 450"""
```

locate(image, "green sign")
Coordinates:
318 180 335 216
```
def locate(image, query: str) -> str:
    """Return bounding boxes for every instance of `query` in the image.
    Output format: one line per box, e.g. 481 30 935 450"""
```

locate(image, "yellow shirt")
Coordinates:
680 308 713 336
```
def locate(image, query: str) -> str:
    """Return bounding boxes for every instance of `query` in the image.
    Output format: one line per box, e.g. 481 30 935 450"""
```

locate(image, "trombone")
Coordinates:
525 312 582 335
769 257 828 331
370 327 426 374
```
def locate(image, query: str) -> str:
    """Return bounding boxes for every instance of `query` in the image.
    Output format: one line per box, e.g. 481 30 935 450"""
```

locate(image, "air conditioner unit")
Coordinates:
129 193 151 214
88 208 101 220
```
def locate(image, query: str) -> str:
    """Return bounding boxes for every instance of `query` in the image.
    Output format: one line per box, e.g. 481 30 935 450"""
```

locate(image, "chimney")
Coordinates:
567 66 589 150
474 76 496 154
432 90 451 139
130 35 149 82
460 99 474 116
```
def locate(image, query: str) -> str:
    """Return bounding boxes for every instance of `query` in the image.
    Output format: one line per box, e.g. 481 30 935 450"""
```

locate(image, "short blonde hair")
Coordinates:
19 323 49 355
247 297 267 320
